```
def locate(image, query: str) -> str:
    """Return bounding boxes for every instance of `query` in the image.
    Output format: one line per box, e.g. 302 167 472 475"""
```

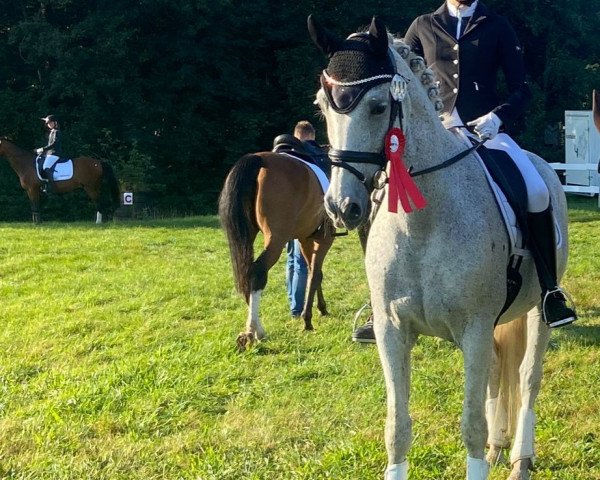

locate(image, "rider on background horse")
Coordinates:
353 0 576 343
36 114 63 193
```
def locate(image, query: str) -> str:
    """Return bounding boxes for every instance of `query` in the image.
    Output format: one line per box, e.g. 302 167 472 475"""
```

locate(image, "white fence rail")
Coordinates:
549 163 600 207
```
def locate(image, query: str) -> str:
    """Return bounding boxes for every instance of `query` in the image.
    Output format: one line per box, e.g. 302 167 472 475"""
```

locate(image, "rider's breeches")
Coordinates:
484 134 550 213
42 154 59 170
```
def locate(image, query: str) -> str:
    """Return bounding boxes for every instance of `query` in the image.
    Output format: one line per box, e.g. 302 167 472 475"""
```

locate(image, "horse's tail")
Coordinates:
101 161 120 212
490 315 528 446
218 154 262 300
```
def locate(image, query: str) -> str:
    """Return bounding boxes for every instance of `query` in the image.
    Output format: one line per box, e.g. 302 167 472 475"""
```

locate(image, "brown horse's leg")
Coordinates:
28 188 42 224
299 233 334 330
82 185 103 223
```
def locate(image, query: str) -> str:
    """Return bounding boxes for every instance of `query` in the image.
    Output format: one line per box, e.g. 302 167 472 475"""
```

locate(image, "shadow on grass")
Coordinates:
552 323 600 347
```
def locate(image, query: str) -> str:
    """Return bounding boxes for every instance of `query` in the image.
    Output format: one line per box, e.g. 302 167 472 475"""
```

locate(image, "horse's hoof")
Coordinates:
486 445 508 466
318 308 329 316
507 458 533 480
236 332 254 352
304 323 314 331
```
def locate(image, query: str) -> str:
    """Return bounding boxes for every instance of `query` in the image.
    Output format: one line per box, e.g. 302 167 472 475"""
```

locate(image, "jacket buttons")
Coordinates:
453 59 458 64
453 88 458 93
453 44 459 51
453 73 458 78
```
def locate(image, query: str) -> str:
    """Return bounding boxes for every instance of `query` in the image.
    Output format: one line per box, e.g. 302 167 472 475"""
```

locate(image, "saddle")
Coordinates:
475 143 529 322
273 135 316 161
272 134 330 178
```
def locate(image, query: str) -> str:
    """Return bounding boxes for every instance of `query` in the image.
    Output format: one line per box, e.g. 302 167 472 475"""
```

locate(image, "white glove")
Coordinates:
467 112 502 140
36 148 43 154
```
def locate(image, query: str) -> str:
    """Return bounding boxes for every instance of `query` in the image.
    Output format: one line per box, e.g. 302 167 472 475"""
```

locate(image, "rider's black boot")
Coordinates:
43 168 55 194
527 207 577 328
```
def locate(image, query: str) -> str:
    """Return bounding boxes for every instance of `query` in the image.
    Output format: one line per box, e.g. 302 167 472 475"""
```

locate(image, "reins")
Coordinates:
409 138 485 177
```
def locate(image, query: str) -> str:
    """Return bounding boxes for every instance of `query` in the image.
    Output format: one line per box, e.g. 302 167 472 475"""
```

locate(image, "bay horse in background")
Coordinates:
0 137 120 223
219 151 335 351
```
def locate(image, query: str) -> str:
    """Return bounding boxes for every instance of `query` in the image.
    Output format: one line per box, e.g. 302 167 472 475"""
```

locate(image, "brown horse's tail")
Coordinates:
101 161 120 213
218 154 262 300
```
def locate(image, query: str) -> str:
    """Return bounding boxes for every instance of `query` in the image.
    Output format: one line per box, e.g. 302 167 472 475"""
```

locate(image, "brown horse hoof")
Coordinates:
236 332 255 352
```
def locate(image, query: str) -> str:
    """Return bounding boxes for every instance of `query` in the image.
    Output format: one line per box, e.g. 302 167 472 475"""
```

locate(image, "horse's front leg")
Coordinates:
374 301 416 480
462 319 496 479
28 188 41 224
507 305 550 480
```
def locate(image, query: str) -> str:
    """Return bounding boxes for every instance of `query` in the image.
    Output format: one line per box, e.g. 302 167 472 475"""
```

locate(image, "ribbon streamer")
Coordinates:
385 128 427 213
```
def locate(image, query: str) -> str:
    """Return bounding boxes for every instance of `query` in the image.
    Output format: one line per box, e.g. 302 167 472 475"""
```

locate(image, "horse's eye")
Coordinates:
370 102 387 115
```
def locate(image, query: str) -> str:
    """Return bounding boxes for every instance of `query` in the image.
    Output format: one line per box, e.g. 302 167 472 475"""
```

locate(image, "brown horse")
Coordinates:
219 152 335 350
0 137 120 223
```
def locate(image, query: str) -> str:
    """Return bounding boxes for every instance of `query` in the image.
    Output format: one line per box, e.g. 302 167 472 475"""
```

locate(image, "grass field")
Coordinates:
0 196 598 480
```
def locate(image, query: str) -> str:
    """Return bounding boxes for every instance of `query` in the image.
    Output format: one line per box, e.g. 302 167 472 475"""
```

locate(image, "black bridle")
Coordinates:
323 54 484 190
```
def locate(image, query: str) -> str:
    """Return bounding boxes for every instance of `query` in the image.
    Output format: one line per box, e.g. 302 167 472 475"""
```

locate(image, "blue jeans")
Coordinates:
286 240 308 316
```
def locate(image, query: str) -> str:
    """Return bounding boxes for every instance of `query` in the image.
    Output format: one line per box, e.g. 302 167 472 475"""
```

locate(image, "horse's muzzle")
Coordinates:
325 194 365 230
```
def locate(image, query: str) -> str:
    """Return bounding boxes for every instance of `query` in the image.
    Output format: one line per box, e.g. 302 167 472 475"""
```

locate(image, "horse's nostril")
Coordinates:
345 202 362 222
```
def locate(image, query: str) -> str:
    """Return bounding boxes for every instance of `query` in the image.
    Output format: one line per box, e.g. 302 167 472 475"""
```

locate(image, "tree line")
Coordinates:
0 0 598 220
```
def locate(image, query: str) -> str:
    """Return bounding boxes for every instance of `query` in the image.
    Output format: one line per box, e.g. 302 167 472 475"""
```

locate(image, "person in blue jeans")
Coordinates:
285 120 326 316
286 239 308 317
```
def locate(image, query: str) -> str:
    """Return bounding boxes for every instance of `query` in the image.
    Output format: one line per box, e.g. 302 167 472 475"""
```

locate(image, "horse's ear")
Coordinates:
308 14 342 58
368 16 389 57
593 89 600 133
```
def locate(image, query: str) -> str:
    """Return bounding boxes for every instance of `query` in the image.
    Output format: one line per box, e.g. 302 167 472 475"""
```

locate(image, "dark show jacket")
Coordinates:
42 128 62 156
404 2 532 127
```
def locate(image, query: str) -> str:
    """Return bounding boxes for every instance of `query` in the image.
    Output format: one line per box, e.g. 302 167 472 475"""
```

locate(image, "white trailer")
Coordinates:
563 110 600 189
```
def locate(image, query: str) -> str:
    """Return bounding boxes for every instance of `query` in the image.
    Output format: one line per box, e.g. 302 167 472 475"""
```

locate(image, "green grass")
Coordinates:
0 196 598 479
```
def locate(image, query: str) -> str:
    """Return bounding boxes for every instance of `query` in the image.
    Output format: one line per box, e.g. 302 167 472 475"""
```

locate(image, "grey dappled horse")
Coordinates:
310 16 568 480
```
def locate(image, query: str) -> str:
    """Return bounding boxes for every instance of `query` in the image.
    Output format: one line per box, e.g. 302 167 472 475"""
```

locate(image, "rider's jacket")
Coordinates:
404 1 531 127
41 128 62 156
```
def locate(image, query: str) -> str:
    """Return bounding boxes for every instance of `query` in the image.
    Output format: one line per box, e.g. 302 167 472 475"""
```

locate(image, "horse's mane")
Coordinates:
390 36 444 113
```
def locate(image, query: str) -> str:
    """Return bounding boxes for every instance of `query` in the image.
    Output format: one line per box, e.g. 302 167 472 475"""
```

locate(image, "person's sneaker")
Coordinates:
352 315 376 343
543 289 577 328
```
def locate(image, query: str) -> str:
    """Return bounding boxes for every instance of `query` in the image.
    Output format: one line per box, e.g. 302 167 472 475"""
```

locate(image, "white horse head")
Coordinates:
309 15 443 229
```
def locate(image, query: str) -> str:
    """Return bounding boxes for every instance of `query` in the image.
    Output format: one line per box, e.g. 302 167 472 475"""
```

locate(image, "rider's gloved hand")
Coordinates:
467 112 502 140
36 148 43 154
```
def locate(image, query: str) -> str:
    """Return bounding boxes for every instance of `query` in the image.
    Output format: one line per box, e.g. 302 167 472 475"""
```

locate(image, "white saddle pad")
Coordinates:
37 158 74 181
280 153 330 194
